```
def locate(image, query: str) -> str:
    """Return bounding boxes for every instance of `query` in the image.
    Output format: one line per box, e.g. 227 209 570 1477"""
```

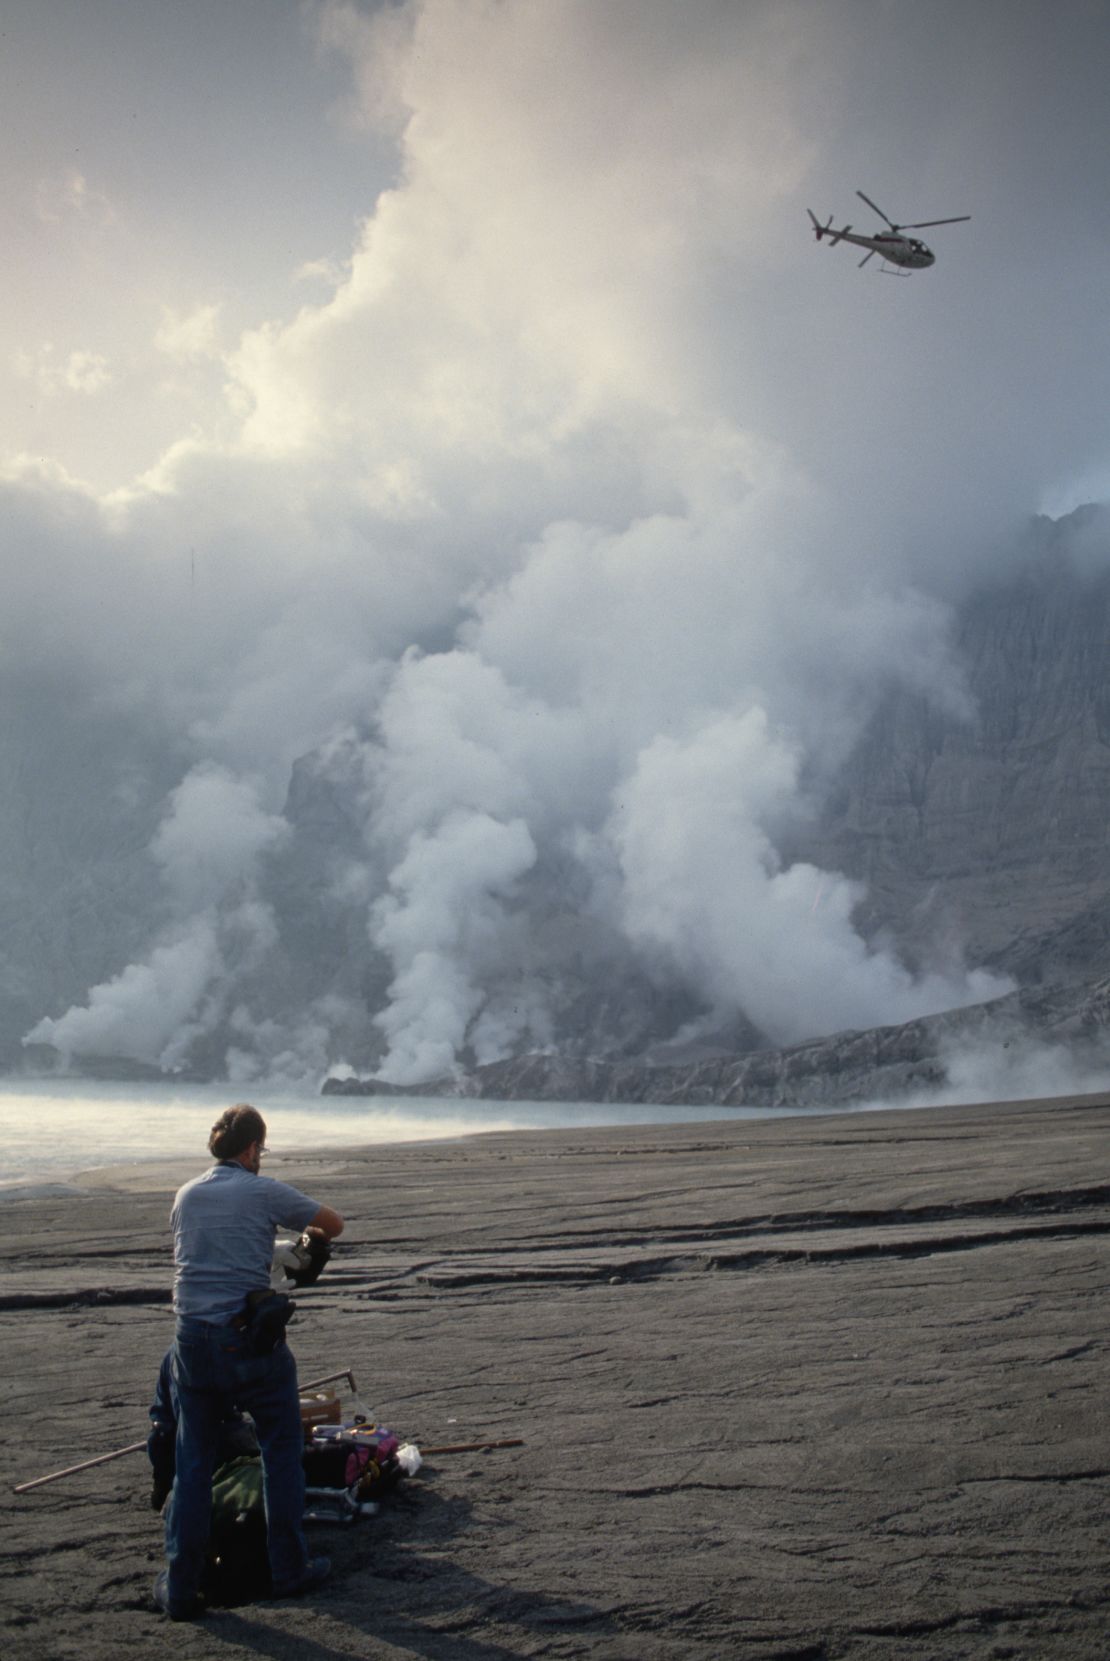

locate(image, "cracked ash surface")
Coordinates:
2 1093 1109 1659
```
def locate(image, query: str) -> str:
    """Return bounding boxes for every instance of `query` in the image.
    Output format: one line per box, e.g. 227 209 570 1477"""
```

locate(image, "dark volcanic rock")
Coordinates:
326 977 1110 1107
799 508 1110 986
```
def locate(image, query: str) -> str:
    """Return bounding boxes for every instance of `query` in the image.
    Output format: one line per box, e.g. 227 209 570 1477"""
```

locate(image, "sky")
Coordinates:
6 0 1110 1084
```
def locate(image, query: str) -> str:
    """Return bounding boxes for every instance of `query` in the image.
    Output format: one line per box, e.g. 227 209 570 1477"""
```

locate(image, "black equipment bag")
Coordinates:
241 1290 296 1356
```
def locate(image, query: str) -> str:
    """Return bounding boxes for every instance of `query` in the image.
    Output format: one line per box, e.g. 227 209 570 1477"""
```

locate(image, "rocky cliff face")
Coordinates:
324 977 1110 1109
795 507 1110 989
0 677 181 1068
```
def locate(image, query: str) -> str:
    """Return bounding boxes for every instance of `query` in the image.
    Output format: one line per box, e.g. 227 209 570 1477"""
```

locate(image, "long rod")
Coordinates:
13 1440 147 1494
419 1439 524 1455
13 1429 523 1492
300 1368 357 1394
13 1366 359 1495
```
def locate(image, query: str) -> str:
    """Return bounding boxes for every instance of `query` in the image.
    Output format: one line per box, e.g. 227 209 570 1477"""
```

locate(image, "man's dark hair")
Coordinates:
209 1104 266 1160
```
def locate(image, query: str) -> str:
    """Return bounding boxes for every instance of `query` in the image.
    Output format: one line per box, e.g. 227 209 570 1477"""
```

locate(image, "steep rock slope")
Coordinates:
798 508 1110 986
325 977 1110 1107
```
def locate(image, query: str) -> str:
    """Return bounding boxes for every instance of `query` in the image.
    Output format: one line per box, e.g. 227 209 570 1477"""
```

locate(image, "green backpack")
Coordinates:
205 1456 270 1602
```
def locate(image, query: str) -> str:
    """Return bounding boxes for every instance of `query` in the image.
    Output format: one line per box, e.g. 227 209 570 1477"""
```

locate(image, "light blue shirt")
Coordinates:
171 1162 321 1321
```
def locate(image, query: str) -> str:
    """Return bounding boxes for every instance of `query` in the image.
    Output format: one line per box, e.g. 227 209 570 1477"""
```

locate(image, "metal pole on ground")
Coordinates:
13 1441 148 1494
13 1366 360 1493
419 1439 525 1455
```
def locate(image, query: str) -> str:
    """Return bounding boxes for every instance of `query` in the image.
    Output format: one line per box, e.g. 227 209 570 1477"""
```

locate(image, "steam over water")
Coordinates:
0 1080 851 1193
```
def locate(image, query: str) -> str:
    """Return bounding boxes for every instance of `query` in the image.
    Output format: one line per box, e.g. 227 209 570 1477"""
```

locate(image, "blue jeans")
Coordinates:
163 1316 308 1603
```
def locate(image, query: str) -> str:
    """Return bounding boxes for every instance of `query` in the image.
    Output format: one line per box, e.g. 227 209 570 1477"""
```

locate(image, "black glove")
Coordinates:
284 1230 332 1287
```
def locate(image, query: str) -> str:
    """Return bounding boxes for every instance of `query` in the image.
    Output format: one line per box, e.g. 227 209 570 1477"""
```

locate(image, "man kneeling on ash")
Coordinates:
154 1103 344 1621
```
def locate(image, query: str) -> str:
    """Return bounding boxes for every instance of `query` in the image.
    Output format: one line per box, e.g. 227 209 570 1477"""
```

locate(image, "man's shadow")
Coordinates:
206 1486 616 1660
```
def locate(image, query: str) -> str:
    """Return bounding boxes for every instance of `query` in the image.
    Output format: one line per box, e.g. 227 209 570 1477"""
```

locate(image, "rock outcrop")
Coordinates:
324 976 1110 1107
796 507 1110 987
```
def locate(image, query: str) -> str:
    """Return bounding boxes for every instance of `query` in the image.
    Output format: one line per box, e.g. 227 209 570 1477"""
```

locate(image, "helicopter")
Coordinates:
807 190 969 272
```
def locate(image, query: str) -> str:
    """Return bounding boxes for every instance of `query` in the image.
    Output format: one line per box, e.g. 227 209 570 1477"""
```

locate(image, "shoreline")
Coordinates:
2 1091 1109 1658
0 1087 912 1200
0 1077 797 1195
4 1083 1092 1202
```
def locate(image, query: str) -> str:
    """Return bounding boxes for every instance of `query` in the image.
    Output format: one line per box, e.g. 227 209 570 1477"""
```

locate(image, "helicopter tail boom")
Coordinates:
808 210 853 247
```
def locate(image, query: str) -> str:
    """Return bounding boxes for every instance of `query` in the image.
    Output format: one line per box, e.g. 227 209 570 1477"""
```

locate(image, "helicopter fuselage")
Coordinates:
815 223 934 268
830 228 934 267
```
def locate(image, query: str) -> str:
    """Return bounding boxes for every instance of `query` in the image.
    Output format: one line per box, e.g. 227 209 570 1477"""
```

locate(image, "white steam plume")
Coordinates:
16 0 1109 1083
26 767 286 1070
608 709 1008 1046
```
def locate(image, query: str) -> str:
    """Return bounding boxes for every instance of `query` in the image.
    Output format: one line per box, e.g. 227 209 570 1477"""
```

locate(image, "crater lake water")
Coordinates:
0 1077 856 1197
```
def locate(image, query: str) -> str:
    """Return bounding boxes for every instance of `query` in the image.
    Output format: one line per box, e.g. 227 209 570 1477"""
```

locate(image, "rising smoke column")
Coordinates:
25 766 287 1070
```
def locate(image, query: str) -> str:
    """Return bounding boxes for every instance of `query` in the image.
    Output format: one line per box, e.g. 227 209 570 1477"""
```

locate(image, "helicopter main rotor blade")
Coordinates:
900 215 971 229
856 190 897 230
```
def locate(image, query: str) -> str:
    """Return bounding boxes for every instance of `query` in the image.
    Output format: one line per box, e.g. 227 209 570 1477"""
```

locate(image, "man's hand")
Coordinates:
306 1205 344 1239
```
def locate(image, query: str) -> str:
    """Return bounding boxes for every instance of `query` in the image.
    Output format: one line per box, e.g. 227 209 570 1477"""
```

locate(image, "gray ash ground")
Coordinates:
2 1094 1109 1659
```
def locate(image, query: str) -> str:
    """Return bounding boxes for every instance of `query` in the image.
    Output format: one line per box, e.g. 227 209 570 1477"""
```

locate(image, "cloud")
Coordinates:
11 0 1110 1082
294 256 347 288
35 168 116 226
233 0 814 473
154 303 224 363
15 345 113 397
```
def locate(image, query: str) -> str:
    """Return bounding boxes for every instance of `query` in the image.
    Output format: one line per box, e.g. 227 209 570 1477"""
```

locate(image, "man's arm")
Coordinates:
306 1204 344 1239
